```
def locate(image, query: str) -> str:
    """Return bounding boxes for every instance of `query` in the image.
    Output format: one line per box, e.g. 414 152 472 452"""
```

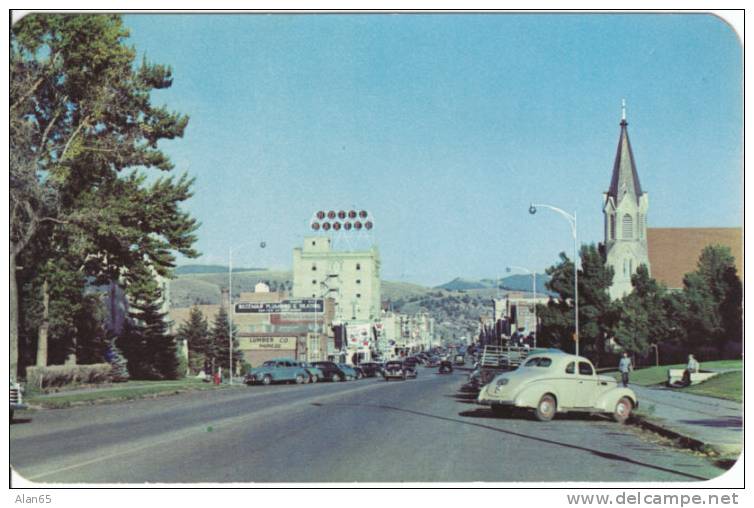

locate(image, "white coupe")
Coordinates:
477 352 637 423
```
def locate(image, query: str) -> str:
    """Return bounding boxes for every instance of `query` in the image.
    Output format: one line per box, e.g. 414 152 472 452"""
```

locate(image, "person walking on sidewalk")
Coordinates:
618 352 633 387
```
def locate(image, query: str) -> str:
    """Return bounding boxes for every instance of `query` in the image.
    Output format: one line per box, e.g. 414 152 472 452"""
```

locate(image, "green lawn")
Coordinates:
26 378 244 409
609 359 743 387
684 371 742 402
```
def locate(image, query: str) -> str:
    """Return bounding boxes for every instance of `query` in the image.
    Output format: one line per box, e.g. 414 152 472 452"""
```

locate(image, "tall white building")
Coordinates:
603 107 650 299
292 236 381 324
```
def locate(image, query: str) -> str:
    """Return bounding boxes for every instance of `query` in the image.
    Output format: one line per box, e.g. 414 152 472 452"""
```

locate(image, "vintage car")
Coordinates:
244 358 311 386
357 362 383 377
311 361 349 382
383 360 409 381
296 361 324 383
477 353 638 423
337 364 358 381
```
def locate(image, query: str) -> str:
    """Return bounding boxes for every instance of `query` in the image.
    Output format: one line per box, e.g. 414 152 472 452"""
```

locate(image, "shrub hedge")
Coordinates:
26 364 114 390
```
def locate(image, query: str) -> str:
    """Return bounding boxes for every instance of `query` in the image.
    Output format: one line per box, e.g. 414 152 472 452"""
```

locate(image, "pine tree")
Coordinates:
209 306 239 371
177 306 210 373
538 244 614 363
120 276 178 380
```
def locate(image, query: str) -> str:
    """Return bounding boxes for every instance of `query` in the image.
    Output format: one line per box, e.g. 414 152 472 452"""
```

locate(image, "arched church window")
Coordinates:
610 215 616 240
622 214 633 240
623 259 628 277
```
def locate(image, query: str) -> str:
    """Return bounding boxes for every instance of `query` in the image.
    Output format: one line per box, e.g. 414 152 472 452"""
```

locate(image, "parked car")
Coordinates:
10 379 27 423
403 361 418 379
337 364 358 381
383 361 409 381
244 358 310 386
296 361 324 383
454 354 466 366
357 362 383 377
477 353 638 423
351 366 365 380
312 361 349 382
404 357 420 369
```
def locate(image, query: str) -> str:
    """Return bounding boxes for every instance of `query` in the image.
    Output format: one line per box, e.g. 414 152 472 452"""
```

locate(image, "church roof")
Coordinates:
607 119 643 204
647 227 743 289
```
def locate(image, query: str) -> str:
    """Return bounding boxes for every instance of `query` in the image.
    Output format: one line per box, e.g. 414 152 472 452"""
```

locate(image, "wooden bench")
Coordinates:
667 368 718 386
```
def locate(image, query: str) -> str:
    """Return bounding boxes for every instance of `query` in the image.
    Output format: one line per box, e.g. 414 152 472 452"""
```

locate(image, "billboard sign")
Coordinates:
235 299 323 314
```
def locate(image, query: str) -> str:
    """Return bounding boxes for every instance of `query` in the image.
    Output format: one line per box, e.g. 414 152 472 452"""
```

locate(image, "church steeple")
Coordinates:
607 100 643 205
602 100 650 300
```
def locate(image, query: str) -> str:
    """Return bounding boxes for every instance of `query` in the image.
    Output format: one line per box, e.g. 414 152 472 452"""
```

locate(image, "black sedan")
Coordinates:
311 361 349 382
357 362 383 378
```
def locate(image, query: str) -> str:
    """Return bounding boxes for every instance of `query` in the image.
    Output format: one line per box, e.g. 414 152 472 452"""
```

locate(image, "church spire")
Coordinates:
607 101 642 204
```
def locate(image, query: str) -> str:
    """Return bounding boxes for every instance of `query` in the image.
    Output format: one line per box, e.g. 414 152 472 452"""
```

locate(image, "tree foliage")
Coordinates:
120 275 178 380
10 14 199 378
537 245 613 363
678 245 742 354
176 306 211 373
611 265 677 354
208 307 240 371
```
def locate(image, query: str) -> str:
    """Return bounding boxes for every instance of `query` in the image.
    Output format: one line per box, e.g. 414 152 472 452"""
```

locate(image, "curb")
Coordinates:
630 414 741 456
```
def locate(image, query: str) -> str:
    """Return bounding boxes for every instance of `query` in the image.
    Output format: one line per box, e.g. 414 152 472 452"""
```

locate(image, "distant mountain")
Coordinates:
175 264 265 275
436 275 550 294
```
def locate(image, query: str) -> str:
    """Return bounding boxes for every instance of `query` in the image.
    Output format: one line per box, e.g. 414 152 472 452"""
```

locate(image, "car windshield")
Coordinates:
386 362 402 368
523 357 552 368
262 361 276 367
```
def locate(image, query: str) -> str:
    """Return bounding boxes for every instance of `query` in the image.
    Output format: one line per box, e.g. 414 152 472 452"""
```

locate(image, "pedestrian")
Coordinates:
686 354 700 374
213 366 221 385
618 352 633 387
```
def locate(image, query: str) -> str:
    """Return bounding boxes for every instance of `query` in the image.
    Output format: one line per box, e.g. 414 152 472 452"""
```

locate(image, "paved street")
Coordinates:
11 367 726 484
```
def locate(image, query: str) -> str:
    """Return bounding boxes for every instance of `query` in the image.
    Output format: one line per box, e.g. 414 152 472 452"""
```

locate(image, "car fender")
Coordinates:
593 387 638 412
513 381 561 410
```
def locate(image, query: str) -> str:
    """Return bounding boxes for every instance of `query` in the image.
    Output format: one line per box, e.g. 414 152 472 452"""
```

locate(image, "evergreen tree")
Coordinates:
176 306 211 372
209 306 239 371
537 245 614 364
120 275 178 380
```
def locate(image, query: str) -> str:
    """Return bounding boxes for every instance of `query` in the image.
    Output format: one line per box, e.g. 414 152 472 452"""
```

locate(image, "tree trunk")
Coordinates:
36 278 49 367
10 251 19 381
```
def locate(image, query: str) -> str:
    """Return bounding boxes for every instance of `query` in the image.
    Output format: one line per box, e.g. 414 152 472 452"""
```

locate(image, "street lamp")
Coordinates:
228 241 266 385
506 265 538 347
529 203 579 356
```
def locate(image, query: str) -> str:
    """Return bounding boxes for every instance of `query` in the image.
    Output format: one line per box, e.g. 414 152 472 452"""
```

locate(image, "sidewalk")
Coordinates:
630 384 742 455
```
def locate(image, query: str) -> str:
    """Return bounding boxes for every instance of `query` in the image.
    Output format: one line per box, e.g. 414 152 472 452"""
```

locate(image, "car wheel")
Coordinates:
613 397 633 424
491 405 511 418
262 375 272 386
311 375 318 384
535 394 556 422
402 373 407 380
332 373 341 382
384 376 389 382
295 374 305 384
356 372 363 380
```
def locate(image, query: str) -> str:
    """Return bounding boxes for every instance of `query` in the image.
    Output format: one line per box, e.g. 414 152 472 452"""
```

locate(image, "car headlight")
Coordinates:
496 378 509 386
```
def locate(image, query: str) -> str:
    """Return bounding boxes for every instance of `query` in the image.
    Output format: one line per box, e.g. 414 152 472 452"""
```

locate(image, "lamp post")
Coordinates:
228 241 266 385
506 265 538 347
529 203 579 357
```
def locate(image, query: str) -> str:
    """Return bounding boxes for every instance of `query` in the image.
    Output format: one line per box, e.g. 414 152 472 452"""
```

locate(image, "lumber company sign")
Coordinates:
240 336 296 350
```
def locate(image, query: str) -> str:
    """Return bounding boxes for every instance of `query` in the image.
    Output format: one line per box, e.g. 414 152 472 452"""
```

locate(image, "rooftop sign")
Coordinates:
235 299 323 314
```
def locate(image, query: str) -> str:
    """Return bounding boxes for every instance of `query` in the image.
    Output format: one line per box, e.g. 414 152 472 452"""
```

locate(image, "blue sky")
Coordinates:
123 13 742 287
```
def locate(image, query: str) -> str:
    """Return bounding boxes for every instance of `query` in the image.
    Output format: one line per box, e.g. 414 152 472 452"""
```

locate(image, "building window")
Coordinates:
622 214 633 240
609 215 616 240
356 279 361 284
356 263 361 270
638 213 644 239
312 240 316 246
312 279 317 285
356 293 361 298
311 264 317 271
